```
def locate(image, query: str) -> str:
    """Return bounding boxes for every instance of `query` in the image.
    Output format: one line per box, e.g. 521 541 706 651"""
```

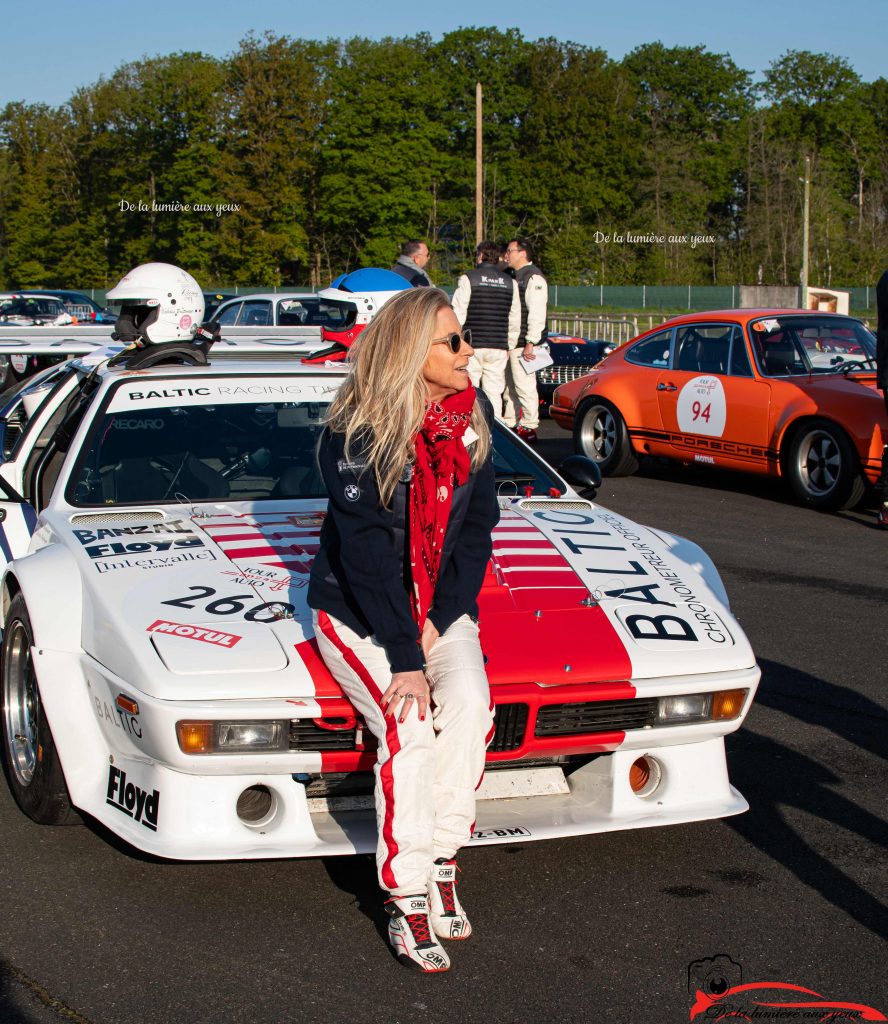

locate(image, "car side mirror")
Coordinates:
558 455 601 499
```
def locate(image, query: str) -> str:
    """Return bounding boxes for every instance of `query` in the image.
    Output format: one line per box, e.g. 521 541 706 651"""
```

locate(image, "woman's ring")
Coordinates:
404 693 415 699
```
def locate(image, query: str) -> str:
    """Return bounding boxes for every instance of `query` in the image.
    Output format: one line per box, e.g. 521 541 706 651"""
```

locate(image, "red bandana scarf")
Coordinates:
409 386 477 629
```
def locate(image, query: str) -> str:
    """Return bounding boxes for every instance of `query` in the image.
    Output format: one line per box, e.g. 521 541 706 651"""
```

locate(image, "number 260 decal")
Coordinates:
162 586 294 622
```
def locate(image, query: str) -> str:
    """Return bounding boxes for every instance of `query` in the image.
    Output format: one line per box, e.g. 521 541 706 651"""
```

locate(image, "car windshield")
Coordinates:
749 315 876 376
0 297 64 317
65 375 564 506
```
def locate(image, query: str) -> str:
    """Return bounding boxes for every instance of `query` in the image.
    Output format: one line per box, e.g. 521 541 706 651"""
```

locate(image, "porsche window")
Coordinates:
749 316 876 376
626 330 672 368
276 298 351 328
237 301 273 327
674 325 750 377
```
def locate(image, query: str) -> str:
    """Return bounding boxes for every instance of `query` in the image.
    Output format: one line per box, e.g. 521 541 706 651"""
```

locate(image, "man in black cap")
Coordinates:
875 268 888 528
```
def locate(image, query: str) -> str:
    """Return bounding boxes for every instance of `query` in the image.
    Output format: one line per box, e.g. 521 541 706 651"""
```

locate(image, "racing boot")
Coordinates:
385 894 450 972
428 858 472 940
878 502 888 530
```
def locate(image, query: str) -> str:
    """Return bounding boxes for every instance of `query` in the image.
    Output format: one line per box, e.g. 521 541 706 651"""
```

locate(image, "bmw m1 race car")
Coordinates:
0 346 759 860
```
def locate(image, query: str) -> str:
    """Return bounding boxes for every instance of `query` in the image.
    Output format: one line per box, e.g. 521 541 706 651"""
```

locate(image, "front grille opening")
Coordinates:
289 718 367 752
490 703 529 752
535 698 658 737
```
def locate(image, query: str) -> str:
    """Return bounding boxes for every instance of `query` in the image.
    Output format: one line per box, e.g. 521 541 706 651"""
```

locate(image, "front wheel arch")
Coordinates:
780 416 866 511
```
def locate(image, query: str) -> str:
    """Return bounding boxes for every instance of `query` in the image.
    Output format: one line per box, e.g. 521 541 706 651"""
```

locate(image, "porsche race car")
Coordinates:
0 346 759 860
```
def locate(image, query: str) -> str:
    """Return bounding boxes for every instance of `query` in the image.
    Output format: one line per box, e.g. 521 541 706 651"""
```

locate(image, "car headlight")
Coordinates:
176 720 289 754
656 689 747 725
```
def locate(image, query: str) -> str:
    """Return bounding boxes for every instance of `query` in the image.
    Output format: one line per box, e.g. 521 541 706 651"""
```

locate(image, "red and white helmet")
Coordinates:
107 263 204 345
303 268 412 363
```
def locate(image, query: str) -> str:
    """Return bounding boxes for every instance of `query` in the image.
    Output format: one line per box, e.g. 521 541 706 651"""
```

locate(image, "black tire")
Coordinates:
573 399 639 476
1 594 78 824
785 419 866 511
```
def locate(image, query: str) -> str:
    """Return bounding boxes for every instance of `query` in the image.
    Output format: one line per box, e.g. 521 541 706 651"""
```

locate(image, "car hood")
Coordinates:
38 498 753 699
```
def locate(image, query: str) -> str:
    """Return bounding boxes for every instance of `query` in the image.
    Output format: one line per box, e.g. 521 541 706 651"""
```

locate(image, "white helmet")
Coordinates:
107 262 204 345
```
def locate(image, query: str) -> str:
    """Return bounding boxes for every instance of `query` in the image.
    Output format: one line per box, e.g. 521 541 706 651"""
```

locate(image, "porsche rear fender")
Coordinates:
576 393 641 454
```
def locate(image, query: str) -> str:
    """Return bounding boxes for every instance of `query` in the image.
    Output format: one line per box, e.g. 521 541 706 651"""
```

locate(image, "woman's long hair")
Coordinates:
325 287 491 505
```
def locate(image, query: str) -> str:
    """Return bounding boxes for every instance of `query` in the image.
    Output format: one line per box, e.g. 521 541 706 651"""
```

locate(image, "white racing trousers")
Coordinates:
314 610 495 897
503 349 540 429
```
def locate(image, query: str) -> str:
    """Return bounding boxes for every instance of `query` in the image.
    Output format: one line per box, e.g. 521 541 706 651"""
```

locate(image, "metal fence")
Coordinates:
548 316 656 345
65 283 880 315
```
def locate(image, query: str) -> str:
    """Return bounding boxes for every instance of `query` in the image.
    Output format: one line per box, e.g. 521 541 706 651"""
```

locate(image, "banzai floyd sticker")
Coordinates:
676 376 727 437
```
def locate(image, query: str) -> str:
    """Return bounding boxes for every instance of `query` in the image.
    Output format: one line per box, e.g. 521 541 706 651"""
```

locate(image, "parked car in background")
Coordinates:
550 309 884 511
0 296 76 388
203 293 236 320
23 290 117 323
536 334 615 413
209 293 352 330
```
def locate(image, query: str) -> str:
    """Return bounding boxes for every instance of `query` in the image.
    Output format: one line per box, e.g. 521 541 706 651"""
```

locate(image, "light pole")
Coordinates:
801 154 811 298
475 83 483 246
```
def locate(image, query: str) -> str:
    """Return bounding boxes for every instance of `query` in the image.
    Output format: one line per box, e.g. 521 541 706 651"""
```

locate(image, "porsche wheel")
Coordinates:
573 400 639 476
785 420 865 511
1 594 78 824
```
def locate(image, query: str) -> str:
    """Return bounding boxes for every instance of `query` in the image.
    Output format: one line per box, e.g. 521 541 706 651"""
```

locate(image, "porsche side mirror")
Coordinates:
558 455 602 499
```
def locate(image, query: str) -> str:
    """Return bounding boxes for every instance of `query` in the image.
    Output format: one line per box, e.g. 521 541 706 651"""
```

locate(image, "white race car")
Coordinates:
0 347 759 859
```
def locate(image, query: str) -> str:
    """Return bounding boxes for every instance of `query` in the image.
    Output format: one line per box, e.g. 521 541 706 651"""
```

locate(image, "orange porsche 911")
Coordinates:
550 310 885 511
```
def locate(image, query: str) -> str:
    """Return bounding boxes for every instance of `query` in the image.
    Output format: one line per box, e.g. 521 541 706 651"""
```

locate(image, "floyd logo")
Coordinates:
344 484 360 502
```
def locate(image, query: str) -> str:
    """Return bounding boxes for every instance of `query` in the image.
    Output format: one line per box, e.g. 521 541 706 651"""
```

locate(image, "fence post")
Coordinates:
554 285 558 307
600 284 603 307
688 284 691 309
642 284 646 309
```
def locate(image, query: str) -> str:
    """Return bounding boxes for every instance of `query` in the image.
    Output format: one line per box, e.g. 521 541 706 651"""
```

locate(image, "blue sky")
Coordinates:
2 0 885 107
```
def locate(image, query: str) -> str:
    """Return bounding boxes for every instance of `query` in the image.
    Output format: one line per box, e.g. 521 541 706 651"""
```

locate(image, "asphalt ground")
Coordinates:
1 420 886 1024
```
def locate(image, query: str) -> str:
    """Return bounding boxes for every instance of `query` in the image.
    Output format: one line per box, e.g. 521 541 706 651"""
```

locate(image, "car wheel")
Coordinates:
785 420 865 511
573 399 639 476
1 594 78 824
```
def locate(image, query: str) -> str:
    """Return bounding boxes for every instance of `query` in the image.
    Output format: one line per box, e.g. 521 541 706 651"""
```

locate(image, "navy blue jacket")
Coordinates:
308 397 499 672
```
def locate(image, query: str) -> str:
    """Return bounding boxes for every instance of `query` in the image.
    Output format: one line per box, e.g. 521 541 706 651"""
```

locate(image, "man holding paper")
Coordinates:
503 238 548 442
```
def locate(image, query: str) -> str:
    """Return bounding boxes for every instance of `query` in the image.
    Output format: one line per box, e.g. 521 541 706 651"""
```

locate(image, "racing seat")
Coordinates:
762 339 799 376
104 454 230 503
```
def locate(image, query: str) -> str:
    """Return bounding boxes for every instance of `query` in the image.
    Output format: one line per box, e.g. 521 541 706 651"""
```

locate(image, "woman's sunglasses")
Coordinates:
431 329 472 353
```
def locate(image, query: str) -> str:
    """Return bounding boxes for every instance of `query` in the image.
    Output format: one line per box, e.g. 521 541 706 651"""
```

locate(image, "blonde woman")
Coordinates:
308 287 499 972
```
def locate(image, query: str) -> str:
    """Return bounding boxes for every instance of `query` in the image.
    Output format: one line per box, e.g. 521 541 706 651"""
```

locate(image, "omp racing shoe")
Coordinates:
385 894 451 972
428 859 472 940
878 502 888 530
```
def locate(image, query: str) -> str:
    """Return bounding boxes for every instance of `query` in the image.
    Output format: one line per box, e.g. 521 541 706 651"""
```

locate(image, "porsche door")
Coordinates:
656 324 771 471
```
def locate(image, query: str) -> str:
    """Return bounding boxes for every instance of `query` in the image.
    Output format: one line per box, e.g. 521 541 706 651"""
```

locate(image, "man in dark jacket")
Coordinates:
391 241 432 287
875 268 888 527
451 240 520 410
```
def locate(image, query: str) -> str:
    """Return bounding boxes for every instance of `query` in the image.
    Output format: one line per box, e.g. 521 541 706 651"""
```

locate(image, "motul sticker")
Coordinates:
146 619 242 647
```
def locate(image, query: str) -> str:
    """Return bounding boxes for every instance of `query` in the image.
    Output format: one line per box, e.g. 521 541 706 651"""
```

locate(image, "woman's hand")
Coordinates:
421 619 440 660
381 670 430 722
